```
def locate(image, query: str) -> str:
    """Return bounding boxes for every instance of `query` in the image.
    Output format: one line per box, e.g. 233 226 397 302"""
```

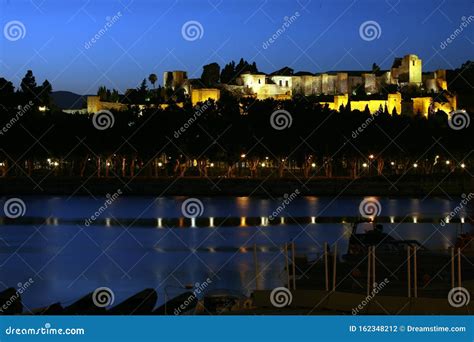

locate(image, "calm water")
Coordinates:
0 196 471 309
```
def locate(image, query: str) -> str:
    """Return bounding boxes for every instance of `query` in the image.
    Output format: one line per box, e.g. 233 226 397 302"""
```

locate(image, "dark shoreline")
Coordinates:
0 175 471 197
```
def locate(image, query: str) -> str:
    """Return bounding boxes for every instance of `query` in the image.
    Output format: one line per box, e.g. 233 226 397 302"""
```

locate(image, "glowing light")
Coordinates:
369 154 374 159
260 216 268 227
461 217 465 224
158 162 163 167
265 156 269 160
157 218 162 228
362 163 368 168
53 162 59 167
210 163 214 167
191 218 196 227
280 217 285 225
240 154 246 158
0 163 4 167
413 217 418 223
311 216 316 224
444 216 450 224
105 218 111 227
390 216 395 223
106 162 111 166
390 162 395 166
311 163 316 168
240 217 246 227
209 217 214 227
261 163 266 167
413 163 418 168
461 163 466 168
446 160 451 165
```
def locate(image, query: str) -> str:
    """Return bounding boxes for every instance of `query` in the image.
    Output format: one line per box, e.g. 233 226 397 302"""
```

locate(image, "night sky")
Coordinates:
1 0 473 94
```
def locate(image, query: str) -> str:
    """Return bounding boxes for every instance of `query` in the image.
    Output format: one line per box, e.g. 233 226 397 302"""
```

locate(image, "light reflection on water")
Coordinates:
0 196 471 309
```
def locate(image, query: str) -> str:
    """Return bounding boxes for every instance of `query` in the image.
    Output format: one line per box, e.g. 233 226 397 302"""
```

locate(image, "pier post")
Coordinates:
367 247 372 296
332 243 337 292
324 242 329 291
372 246 376 290
407 246 411 298
451 247 455 289
285 243 290 290
291 242 296 290
457 247 462 288
413 246 418 298
253 244 260 290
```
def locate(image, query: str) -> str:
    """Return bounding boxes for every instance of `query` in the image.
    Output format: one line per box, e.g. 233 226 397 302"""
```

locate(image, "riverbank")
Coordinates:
0 174 471 196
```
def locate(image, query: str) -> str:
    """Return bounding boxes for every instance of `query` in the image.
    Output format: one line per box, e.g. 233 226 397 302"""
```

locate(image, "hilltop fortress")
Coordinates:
88 54 457 116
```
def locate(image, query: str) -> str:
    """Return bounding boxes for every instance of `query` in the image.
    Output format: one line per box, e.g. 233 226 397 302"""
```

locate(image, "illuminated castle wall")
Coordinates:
85 53 455 116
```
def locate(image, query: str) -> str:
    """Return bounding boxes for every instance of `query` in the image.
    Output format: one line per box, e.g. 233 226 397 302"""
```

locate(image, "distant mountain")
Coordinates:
51 91 88 109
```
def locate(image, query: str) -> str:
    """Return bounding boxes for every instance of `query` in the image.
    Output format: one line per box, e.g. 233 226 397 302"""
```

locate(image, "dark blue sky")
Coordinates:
1 0 473 94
